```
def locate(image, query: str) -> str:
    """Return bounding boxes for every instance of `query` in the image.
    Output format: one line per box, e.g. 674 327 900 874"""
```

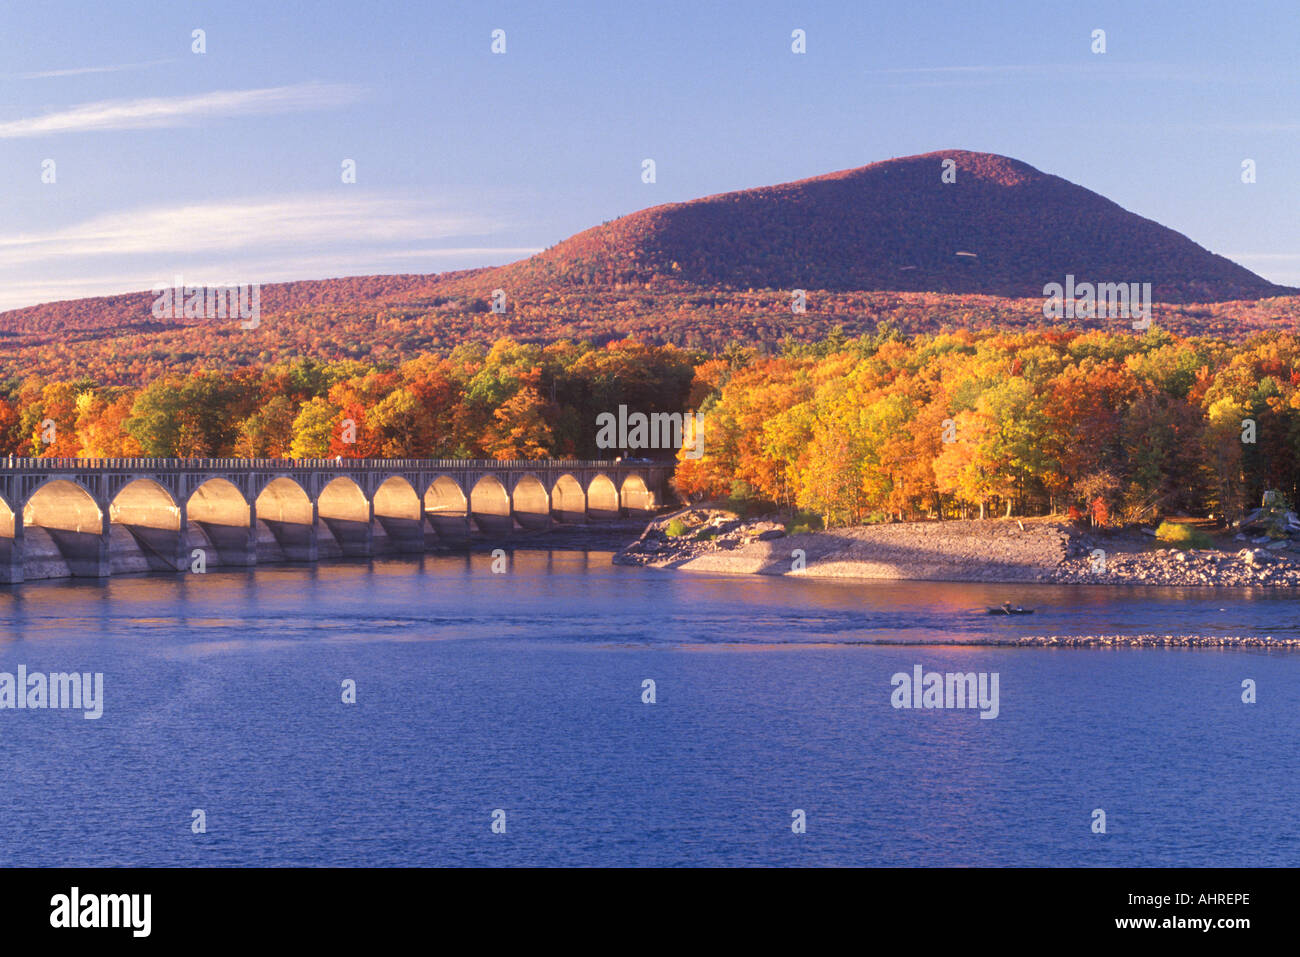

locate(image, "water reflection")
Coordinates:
1 552 1298 648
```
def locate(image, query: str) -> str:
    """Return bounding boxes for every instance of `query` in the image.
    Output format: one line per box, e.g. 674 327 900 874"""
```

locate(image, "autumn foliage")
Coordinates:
5 322 1300 532
675 326 1300 527
0 339 697 462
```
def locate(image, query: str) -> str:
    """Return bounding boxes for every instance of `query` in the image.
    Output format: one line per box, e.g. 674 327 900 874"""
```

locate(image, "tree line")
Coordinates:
0 339 696 461
675 326 1300 527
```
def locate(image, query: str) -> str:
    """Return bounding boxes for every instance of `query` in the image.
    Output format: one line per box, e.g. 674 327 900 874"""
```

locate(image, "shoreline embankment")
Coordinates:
614 507 1300 589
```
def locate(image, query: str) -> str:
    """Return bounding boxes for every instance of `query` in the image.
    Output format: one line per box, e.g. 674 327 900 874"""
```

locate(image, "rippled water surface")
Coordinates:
0 552 1296 866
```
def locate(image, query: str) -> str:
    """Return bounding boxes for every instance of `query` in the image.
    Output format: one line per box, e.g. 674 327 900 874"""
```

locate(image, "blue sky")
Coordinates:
1 0 1296 310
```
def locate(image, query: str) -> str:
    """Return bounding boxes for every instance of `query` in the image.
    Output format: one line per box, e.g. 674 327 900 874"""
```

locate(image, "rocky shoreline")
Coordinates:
1044 546 1300 587
615 507 1300 588
963 634 1298 648
801 634 1298 648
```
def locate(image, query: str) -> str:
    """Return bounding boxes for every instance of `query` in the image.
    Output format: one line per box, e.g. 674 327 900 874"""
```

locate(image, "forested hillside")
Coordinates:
2 150 1295 385
2 283 1297 385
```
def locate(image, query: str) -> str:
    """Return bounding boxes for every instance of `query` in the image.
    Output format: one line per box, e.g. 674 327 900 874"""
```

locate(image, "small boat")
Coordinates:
987 605 1034 615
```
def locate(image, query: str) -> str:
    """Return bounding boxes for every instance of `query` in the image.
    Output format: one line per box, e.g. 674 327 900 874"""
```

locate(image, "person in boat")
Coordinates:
1001 601 1014 614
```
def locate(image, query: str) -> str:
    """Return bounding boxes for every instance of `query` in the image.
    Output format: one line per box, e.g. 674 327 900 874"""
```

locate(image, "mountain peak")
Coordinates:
795 150 1045 188
483 150 1286 303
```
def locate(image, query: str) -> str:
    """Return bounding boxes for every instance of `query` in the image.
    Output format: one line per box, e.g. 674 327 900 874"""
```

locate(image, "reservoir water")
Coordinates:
0 550 1296 867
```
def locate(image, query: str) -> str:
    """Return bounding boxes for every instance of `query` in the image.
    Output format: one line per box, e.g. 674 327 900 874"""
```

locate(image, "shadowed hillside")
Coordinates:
478 150 1290 302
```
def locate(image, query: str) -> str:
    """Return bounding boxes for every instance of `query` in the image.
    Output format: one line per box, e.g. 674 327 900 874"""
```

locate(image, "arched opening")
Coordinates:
550 474 586 524
620 474 656 516
187 478 253 567
587 473 620 521
424 476 468 543
110 479 183 572
110 479 180 530
255 477 315 562
256 477 313 524
511 473 550 530
24 480 100 533
189 478 249 527
317 476 369 523
469 474 512 535
374 476 420 521
0 494 18 583
317 476 371 557
373 476 424 553
23 479 105 577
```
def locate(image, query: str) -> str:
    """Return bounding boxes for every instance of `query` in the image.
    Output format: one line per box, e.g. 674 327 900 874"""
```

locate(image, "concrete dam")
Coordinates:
0 458 674 583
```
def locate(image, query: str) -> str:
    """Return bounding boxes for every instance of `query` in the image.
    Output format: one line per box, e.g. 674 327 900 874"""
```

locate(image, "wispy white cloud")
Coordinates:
0 193 536 311
0 81 362 138
0 274 172 312
0 194 503 265
0 251 541 313
12 58 175 79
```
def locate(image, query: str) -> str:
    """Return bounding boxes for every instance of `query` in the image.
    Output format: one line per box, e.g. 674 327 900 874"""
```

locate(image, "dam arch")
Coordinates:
109 478 184 571
424 475 469 542
187 478 253 567
0 494 16 582
587 473 619 521
317 476 370 557
551 474 585 523
255 476 315 561
23 479 106 577
511 473 550 530
470 474 512 535
374 475 424 552
620 474 656 515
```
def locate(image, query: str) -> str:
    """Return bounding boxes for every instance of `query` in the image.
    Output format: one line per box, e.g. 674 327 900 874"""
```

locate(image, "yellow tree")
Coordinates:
483 370 554 459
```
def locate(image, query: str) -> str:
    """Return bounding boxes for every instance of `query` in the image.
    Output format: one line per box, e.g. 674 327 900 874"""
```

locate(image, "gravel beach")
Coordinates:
615 507 1300 588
